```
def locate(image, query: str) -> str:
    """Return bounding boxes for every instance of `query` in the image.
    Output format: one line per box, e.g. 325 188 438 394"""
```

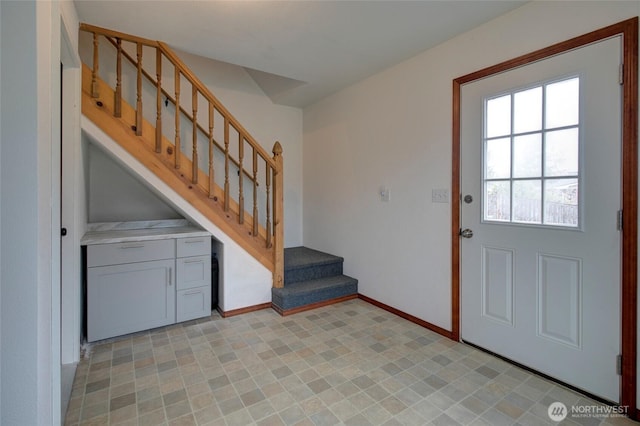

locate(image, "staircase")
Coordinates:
272 247 358 315
79 23 284 287
80 24 359 315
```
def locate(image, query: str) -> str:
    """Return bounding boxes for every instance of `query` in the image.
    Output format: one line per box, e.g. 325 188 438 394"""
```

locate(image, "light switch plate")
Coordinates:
432 188 449 203
379 185 390 202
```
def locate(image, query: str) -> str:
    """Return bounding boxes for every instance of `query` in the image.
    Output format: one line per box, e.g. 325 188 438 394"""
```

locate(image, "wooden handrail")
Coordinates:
80 23 158 47
102 35 260 185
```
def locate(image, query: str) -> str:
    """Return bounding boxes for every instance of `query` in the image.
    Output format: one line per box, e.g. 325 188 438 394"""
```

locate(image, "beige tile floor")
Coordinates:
64 299 638 426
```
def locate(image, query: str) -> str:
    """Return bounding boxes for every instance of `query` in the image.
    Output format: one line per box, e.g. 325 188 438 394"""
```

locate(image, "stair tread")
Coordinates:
274 275 357 295
284 246 344 270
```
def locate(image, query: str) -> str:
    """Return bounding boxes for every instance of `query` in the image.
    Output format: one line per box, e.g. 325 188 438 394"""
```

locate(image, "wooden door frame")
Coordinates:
452 18 638 413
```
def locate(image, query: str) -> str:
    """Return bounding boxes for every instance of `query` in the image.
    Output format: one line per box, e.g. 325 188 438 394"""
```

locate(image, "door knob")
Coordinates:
460 228 474 238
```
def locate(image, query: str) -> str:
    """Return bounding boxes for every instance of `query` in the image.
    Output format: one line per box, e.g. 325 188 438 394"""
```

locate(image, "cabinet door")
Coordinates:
176 255 211 290
88 259 175 342
177 286 211 322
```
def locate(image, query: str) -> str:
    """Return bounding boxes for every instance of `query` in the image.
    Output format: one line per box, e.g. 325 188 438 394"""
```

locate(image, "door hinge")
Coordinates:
619 64 624 85
617 210 623 231
617 354 622 375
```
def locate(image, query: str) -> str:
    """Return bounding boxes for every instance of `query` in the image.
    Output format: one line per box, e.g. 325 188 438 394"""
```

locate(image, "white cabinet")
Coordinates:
87 259 175 342
176 238 211 322
86 234 211 342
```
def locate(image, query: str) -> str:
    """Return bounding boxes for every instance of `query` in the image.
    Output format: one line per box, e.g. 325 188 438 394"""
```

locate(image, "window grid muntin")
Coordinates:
482 76 580 228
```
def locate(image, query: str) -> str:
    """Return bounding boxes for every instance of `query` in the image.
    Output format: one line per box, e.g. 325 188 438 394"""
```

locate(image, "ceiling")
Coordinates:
74 1 527 108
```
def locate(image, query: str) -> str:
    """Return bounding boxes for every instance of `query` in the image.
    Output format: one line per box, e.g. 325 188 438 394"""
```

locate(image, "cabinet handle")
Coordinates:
183 239 204 244
120 244 145 249
183 289 201 295
183 258 203 264
168 267 172 286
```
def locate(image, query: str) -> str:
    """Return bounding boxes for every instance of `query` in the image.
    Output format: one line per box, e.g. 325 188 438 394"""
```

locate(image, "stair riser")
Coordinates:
285 262 343 284
272 281 357 310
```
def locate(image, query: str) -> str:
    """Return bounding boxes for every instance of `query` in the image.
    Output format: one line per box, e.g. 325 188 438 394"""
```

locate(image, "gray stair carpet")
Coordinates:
272 247 358 312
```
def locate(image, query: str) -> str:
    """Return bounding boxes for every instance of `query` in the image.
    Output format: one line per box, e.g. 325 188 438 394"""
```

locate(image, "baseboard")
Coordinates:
217 302 271 318
272 294 358 316
216 294 455 343
357 294 454 340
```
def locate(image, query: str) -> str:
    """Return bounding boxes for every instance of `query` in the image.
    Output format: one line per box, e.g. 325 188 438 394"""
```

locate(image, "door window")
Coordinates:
483 76 580 228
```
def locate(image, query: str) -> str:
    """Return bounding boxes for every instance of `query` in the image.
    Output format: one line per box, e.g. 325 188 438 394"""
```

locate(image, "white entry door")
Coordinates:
460 37 622 402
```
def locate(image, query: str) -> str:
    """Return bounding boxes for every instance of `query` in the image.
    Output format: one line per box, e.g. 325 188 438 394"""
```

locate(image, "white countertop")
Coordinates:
81 220 210 245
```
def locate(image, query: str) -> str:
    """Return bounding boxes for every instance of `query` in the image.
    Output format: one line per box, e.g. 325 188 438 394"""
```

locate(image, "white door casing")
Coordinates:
460 37 622 402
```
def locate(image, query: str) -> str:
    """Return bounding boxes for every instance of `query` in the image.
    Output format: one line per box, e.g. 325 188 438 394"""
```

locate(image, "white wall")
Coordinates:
303 1 639 332
88 143 182 221
0 5 38 421
1 1 61 424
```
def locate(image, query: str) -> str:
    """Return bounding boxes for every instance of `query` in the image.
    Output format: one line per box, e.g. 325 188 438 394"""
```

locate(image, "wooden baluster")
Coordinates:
238 134 245 224
135 42 143 136
252 148 258 236
272 141 284 288
155 49 162 153
192 85 198 184
266 165 272 248
224 118 230 212
174 68 181 169
91 33 99 98
208 103 215 198
114 38 122 117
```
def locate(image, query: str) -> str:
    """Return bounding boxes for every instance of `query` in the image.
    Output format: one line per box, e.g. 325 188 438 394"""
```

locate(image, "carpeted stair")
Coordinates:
272 247 358 314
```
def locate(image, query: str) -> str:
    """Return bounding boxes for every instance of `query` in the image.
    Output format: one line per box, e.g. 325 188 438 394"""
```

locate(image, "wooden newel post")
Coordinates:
272 141 284 289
